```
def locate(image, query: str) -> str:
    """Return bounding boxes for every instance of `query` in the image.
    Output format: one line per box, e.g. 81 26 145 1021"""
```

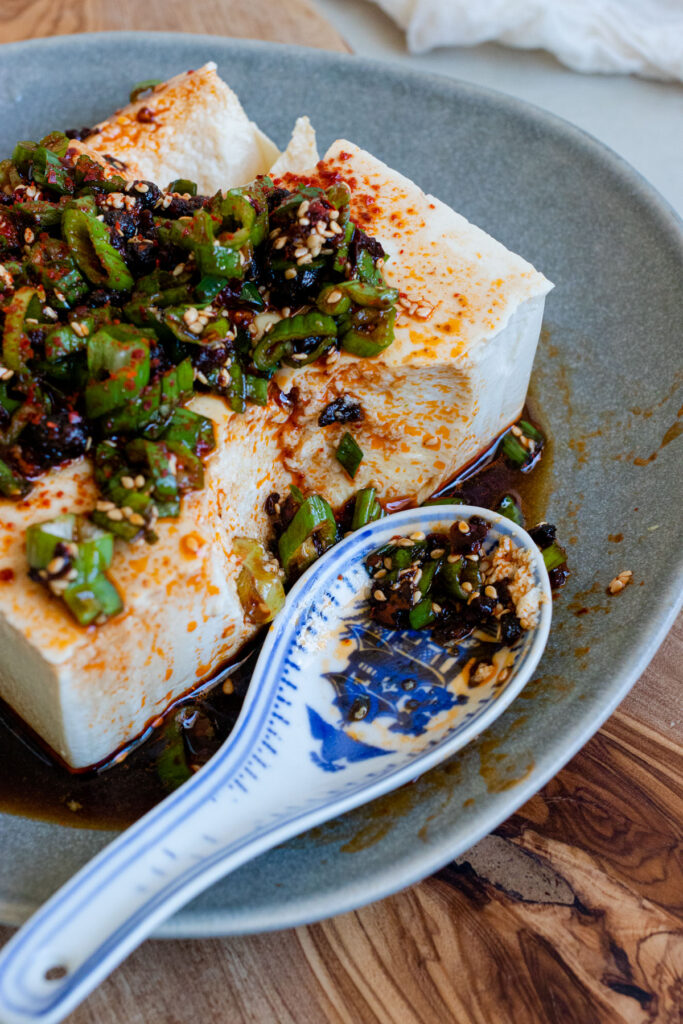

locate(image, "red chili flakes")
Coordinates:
136 107 156 124
0 568 14 583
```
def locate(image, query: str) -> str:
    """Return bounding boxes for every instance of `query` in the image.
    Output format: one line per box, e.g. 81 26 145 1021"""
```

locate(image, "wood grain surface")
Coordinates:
1 3 681 1022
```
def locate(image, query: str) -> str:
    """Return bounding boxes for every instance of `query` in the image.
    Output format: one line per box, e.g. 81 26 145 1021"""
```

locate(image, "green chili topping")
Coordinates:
0 124 398 624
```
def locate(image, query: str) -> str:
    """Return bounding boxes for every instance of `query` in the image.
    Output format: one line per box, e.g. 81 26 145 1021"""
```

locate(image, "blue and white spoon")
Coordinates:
0 505 551 1024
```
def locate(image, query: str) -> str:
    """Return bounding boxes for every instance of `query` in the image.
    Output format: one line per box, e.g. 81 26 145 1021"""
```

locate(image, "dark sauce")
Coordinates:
0 407 554 831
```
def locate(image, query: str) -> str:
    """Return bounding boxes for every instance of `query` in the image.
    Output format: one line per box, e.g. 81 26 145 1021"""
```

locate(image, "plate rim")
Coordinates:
0 31 681 937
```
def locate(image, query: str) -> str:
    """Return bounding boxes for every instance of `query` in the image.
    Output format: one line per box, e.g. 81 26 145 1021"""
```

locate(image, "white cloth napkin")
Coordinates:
371 0 683 81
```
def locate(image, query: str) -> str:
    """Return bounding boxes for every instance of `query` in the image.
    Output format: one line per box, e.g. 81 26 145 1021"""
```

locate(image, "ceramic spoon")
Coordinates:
0 506 551 1024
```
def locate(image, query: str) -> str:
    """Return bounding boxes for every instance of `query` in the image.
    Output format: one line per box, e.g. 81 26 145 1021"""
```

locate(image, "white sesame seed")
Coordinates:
430 548 445 558
409 531 425 541
297 253 313 265
47 556 65 575
274 236 287 250
172 263 186 277
462 581 473 593
485 585 497 599
458 521 470 534
397 538 414 547
373 590 387 602
129 513 145 527
134 182 149 193
329 221 343 235
96 500 115 511
329 209 340 220
107 508 123 521
374 568 387 579
121 476 135 490
284 268 297 280
134 475 145 489
23 228 34 244
431 602 441 614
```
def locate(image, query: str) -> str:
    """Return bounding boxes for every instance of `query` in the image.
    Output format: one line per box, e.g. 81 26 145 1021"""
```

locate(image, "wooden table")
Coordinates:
1 3 681 1021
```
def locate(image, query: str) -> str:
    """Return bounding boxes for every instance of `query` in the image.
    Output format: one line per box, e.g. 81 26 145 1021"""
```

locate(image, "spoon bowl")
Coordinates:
0 505 551 1024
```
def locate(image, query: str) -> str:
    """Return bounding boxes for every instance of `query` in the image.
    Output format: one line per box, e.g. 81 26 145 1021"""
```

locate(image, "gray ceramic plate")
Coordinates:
0 33 681 937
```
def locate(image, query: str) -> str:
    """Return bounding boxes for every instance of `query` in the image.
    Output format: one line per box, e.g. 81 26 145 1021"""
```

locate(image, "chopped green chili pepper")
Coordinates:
156 716 192 792
333 222 354 275
355 248 384 286
167 178 197 196
500 420 545 469
16 200 63 229
340 306 396 358
278 495 338 577
100 358 193 436
441 556 467 601
234 537 285 624
253 311 337 372
211 185 268 249
125 439 178 501
62 204 134 290
62 575 123 626
461 557 482 594
409 599 437 630
27 238 89 307
351 487 383 530
32 147 73 195
245 374 268 406
336 431 364 479
317 279 398 316
159 407 215 456
26 514 122 625
11 141 37 175
421 496 466 507
418 557 441 597
39 131 70 159
129 79 161 104
0 381 22 418
2 286 41 372
496 495 524 526
0 458 29 498
542 542 567 572
85 327 151 418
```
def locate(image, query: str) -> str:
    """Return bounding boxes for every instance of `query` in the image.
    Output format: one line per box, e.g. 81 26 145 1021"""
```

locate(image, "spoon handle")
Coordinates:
0 571 321 1024
0 690 307 1024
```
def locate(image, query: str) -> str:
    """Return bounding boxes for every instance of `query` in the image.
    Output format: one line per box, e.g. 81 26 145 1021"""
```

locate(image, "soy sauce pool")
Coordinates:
0 410 555 830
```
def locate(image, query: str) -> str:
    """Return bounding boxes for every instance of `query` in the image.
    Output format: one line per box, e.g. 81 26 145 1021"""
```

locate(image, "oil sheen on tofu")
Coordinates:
0 81 552 770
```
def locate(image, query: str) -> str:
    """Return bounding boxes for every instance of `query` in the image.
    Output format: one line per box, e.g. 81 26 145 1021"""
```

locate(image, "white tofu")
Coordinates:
274 141 552 506
66 62 281 193
269 117 319 176
0 399 293 769
0 138 551 770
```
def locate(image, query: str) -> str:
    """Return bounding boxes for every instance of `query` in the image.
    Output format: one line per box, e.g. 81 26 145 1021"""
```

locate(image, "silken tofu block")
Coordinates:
274 141 553 506
0 397 293 769
0 138 550 771
66 64 319 192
